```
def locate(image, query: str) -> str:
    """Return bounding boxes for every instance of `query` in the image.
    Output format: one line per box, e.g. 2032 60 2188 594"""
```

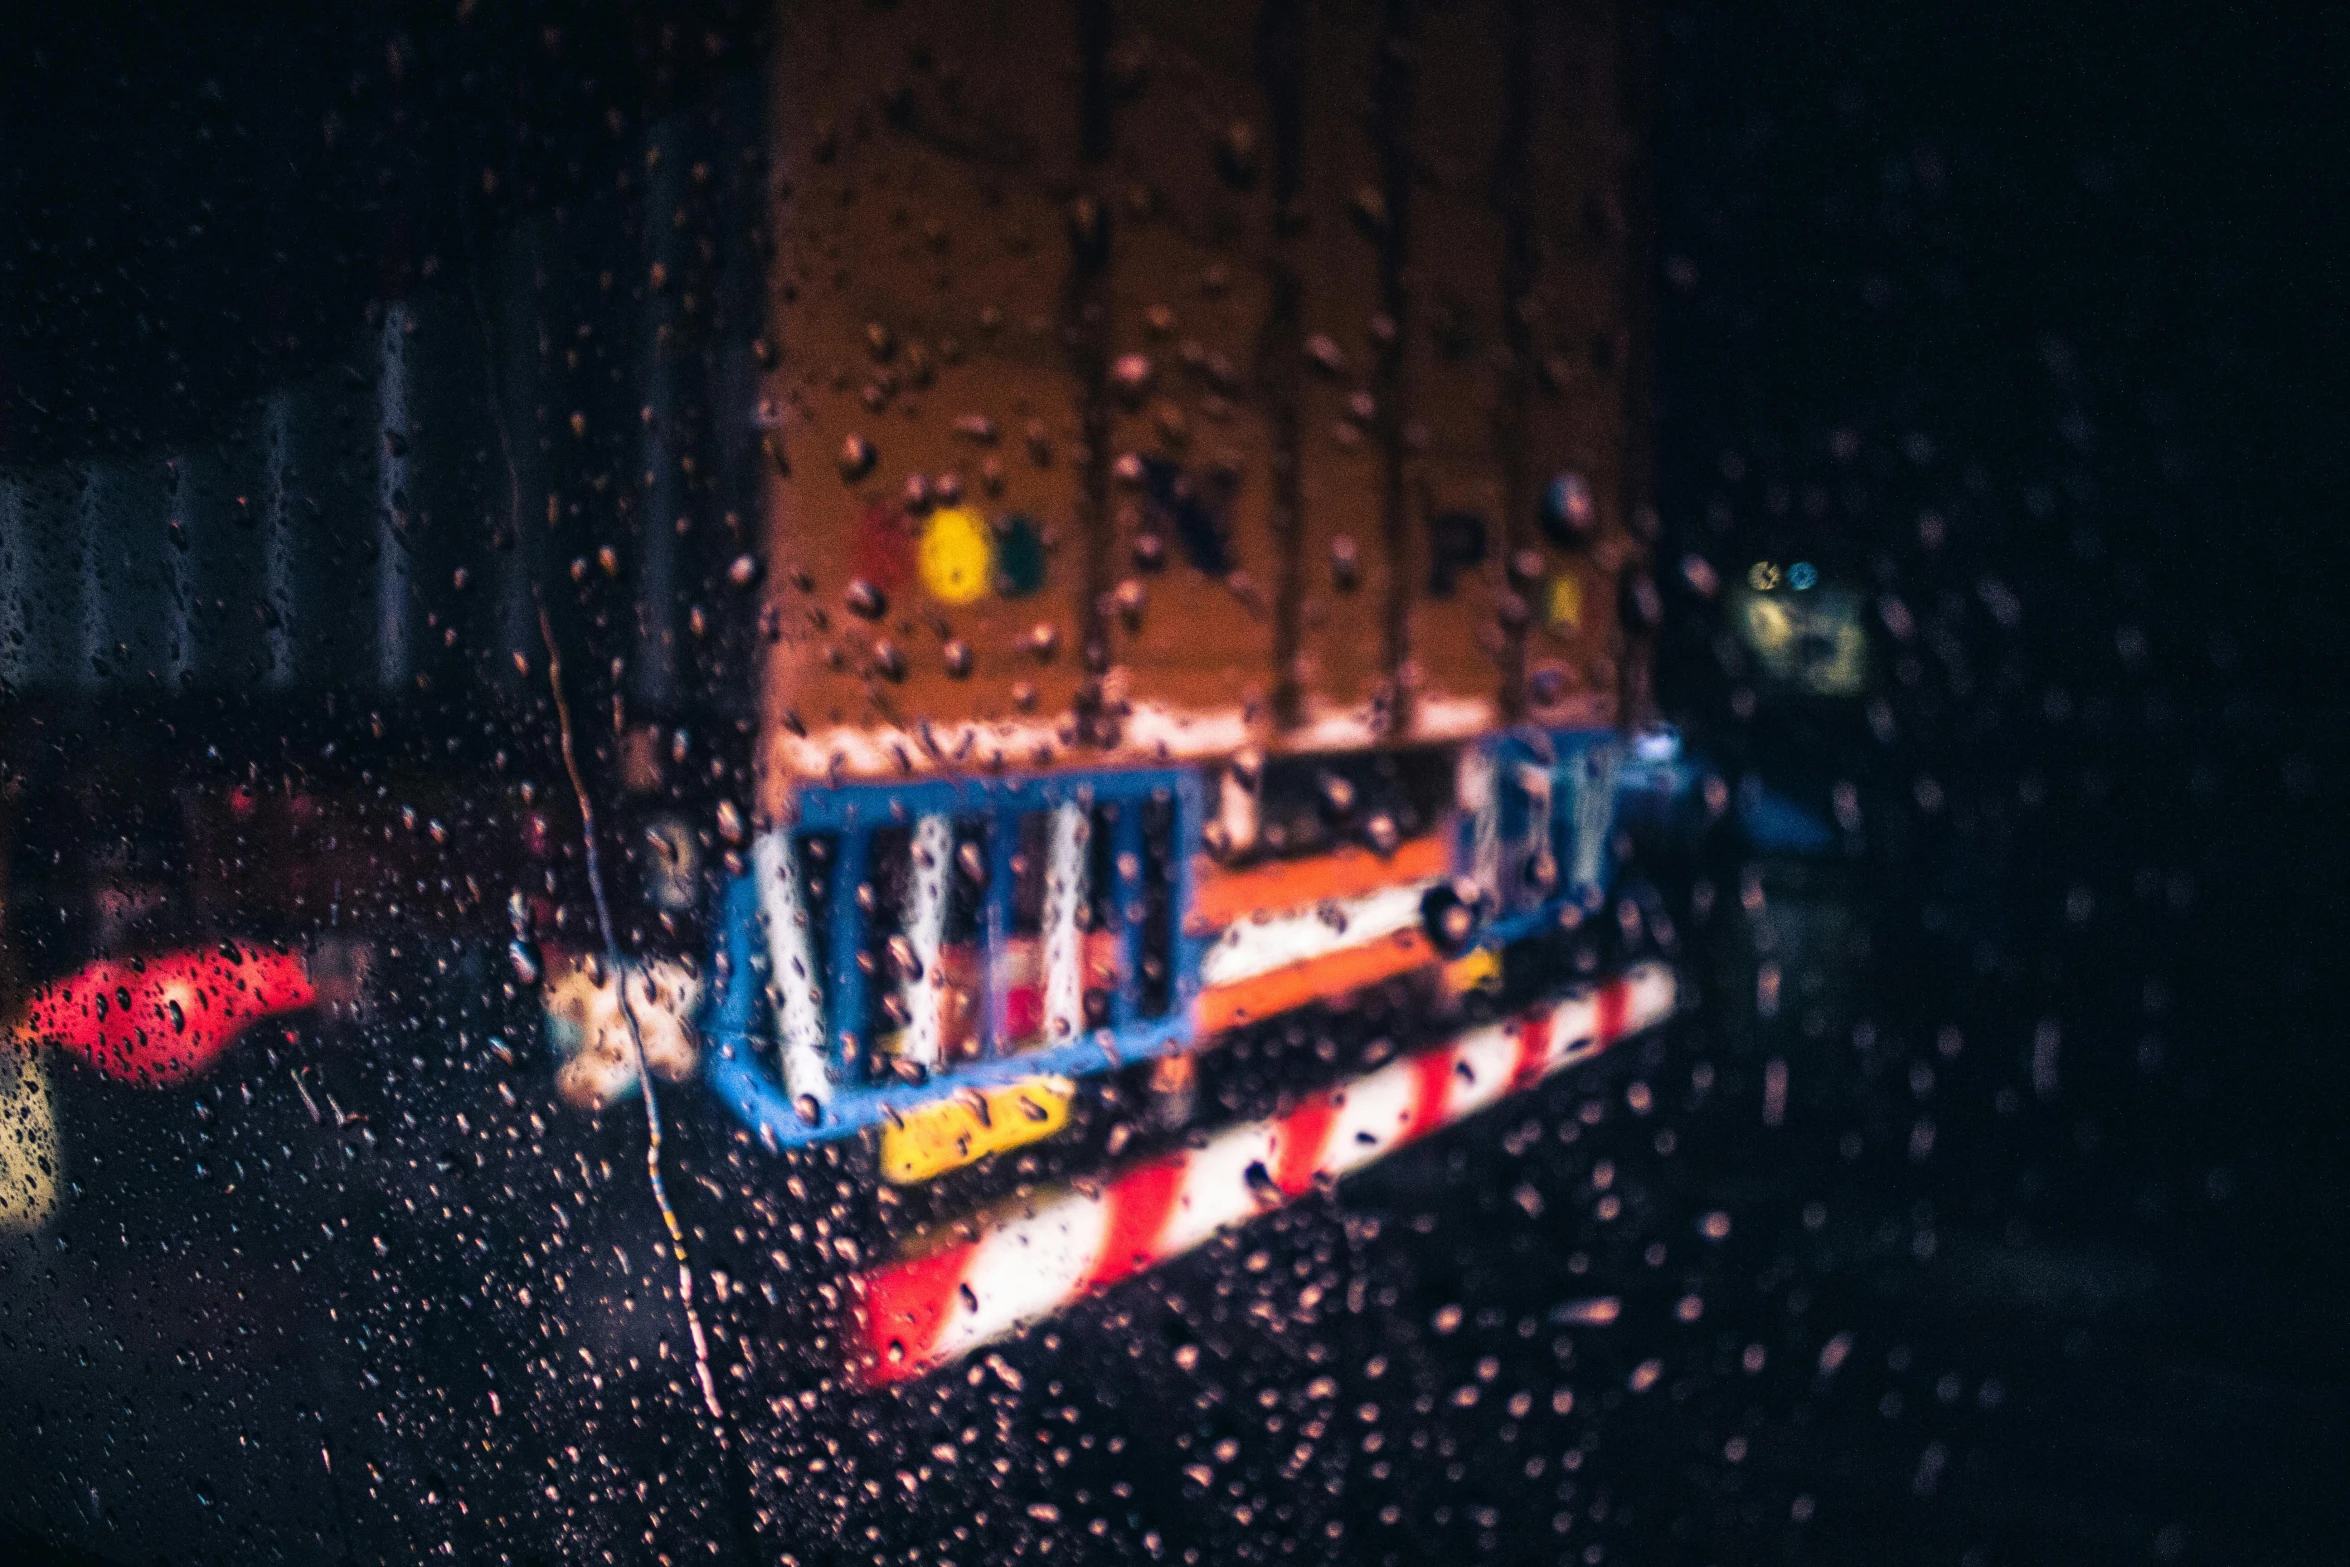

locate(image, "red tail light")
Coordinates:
13 947 315 1087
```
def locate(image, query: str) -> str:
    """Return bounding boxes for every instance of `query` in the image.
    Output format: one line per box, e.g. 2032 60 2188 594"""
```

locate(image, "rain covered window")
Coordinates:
4 2 2340 1564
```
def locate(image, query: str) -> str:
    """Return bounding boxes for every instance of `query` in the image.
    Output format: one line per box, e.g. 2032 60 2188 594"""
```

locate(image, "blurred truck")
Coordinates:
0 1 1670 1552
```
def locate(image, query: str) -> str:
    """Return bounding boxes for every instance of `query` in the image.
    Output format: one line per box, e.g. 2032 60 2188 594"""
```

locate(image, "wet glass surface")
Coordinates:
3 3 2344 1564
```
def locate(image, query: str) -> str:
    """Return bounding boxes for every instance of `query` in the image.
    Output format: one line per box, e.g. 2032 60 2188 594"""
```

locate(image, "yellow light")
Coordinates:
1547 574 1583 631
918 507 995 606
0 1044 60 1233
1741 595 1796 656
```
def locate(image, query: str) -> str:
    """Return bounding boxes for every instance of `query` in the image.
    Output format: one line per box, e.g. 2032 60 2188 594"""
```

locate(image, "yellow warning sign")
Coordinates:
1440 946 1503 1000
880 1075 1075 1185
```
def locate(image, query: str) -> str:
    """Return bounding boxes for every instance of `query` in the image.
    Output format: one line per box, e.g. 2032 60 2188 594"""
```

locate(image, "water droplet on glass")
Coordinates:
839 433 878 481
1317 770 1356 818
1330 535 1361 591
1113 578 1147 628
1112 353 1153 401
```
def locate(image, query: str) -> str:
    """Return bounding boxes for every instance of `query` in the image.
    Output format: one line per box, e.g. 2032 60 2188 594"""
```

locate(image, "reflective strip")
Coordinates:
1460 746 1501 905
763 694 1573 786
1127 1122 1271 1268
1569 743 1621 893
1510 760 1554 912
1446 1025 1522 1121
855 1245 973 1379
1322 1055 1421 1178
1192 928 1435 1037
848 962 1677 1388
1513 760 1555 815
901 814 954 1066
1085 1155 1188 1287
1196 878 1440 989
1043 802 1088 1045
918 1184 1111 1369
1216 765 1261 858
752 833 832 1107
1191 833 1449 931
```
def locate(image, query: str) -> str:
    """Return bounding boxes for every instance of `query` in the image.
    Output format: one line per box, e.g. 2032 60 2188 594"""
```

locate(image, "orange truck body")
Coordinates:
751 0 1650 810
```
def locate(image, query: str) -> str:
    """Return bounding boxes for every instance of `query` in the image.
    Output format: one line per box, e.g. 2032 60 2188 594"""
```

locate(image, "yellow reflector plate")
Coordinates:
1547 574 1584 631
880 1076 1075 1185
1441 947 1503 998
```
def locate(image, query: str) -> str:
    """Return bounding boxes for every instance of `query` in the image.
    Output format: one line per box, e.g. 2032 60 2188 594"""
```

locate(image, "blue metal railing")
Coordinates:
702 765 1206 1150
1469 726 1623 950
703 730 1628 1153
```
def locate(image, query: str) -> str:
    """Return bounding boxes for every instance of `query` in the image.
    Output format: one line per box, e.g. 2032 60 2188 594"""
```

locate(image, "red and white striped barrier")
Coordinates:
849 963 1677 1387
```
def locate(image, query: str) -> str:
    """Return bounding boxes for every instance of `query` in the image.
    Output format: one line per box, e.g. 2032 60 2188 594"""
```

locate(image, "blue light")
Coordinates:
1789 561 1818 590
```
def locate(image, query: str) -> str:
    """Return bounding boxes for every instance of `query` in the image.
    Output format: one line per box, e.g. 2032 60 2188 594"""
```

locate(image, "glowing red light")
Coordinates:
13 946 315 1086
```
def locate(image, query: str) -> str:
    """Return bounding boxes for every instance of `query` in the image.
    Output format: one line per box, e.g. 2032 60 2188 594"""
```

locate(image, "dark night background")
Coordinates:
5 1 2347 1563
1646 1 2349 1559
